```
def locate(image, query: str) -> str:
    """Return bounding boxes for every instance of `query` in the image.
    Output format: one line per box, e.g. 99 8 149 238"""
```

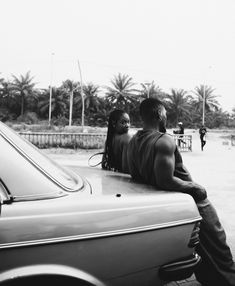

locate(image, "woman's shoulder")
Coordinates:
115 132 132 143
122 133 133 145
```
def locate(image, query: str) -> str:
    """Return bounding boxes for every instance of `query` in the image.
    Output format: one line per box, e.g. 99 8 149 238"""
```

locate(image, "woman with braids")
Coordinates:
102 109 132 173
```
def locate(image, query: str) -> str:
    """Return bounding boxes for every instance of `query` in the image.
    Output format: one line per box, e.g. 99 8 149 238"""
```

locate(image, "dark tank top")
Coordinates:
127 130 192 186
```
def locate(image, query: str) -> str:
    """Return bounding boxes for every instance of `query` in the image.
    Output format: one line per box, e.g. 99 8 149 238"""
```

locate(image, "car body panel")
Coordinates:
0 122 201 286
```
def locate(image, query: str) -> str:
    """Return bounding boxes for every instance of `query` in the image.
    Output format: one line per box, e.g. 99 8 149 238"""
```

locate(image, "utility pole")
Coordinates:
202 66 212 126
68 89 74 126
68 83 80 126
48 52 54 126
144 81 154 98
202 84 206 125
77 59 85 131
144 82 151 98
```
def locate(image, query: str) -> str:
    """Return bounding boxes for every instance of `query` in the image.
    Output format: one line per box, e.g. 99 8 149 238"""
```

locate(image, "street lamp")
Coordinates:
202 66 212 126
68 89 74 127
68 84 80 127
77 59 85 131
48 52 54 126
202 84 206 125
144 82 151 98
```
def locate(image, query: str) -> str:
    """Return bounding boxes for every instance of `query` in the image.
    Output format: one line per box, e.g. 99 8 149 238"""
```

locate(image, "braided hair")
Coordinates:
102 109 126 170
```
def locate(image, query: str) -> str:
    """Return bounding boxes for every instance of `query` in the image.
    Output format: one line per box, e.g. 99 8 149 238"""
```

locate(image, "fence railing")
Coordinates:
19 132 192 151
173 134 192 151
19 132 106 149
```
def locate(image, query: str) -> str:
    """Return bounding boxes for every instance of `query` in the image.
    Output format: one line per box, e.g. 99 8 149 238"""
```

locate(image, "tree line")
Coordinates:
0 71 234 129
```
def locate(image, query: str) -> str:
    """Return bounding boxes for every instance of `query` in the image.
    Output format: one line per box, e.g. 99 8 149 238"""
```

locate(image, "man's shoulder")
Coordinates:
158 132 175 143
156 133 176 152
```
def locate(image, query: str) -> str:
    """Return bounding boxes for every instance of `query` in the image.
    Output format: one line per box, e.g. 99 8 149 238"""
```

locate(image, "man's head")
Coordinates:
139 98 167 133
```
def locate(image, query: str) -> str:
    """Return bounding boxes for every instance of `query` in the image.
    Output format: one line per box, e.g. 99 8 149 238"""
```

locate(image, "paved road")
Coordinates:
44 130 235 286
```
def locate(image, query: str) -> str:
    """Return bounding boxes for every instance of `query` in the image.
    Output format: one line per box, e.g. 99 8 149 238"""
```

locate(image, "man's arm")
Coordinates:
154 135 207 202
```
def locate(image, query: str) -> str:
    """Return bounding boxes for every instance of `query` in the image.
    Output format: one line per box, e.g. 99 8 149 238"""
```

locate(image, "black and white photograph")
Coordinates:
1 1 235 285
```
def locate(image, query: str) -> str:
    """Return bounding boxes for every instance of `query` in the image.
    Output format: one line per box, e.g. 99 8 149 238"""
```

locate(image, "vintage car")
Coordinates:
0 121 201 286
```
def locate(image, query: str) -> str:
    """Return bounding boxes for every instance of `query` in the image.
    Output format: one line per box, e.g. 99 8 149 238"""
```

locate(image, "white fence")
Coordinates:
19 132 192 151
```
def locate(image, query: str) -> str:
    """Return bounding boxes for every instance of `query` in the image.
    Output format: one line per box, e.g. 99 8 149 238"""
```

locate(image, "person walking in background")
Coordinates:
127 98 235 286
173 121 185 147
199 125 207 151
101 109 132 173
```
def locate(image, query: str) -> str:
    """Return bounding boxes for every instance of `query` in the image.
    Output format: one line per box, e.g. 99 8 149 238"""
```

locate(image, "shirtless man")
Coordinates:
127 98 235 286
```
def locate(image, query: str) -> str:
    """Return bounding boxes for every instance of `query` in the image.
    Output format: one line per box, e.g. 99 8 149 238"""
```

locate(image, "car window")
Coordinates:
0 122 83 193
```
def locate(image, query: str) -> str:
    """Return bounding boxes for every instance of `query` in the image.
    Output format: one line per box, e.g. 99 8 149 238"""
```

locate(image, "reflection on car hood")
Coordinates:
67 165 200 221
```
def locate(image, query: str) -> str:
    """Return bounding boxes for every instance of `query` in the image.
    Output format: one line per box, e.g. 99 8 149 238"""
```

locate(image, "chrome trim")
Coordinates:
0 216 201 249
0 203 201 220
0 128 83 193
0 264 106 286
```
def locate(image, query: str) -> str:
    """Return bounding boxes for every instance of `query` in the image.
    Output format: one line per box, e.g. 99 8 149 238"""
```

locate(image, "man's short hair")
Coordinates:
140 98 165 124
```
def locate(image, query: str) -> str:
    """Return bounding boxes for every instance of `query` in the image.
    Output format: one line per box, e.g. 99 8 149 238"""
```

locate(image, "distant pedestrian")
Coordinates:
173 122 185 147
199 125 207 151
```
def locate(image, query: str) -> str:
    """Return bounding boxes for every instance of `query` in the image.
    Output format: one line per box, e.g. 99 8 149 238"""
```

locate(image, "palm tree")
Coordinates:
38 87 67 119
140 81 164 100
105 73 137 112
36 89 48 118
0 74 4 85
11 71 36 116
82 83 101 124
0 80 11 106
165 88 192 126
193 84 220 111
61 80 79 126
192 84 220 125
0 78 15 120
0 79 24 117
83 83 100 109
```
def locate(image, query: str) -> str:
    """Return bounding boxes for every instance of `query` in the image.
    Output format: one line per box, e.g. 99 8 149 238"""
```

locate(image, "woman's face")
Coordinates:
115 113 130 134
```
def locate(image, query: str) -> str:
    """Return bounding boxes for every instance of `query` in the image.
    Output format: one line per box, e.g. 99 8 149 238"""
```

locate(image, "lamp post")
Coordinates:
202 66 212 126
68 83 80 127
77 59 85 131
68 89 74 127
144 82 151 98
48 52 54 126
202 84 206 125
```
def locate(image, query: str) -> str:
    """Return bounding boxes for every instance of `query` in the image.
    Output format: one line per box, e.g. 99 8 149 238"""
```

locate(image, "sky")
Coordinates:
1 0 235 112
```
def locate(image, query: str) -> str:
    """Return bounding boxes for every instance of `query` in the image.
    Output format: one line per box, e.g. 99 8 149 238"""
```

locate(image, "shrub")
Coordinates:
52 115 69 126
0 108 16 122
17 112 39 124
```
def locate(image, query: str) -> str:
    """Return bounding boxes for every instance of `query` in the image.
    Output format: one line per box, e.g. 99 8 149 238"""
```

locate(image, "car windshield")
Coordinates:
0 122 83 192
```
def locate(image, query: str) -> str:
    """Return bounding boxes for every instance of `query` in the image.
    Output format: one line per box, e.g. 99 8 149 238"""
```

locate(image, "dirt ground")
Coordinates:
43 130 235 257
